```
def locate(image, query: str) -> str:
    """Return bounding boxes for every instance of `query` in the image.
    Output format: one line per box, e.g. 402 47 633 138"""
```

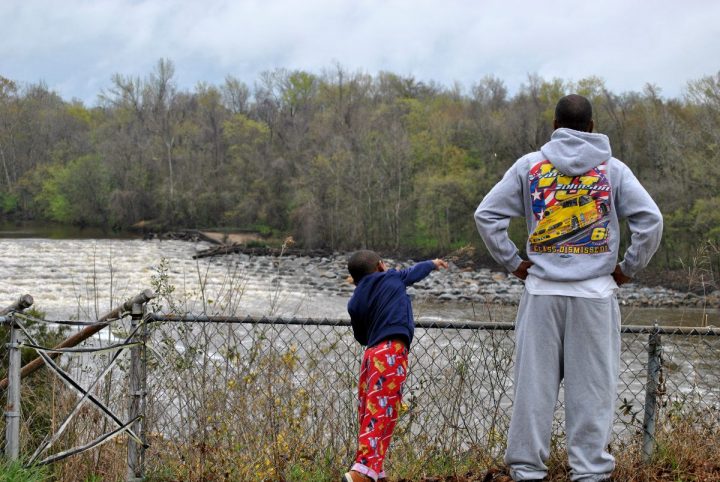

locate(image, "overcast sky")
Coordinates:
2 0 719 105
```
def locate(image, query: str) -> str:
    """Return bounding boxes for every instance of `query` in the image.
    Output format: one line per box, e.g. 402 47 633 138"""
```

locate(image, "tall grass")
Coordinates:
0 460 51 482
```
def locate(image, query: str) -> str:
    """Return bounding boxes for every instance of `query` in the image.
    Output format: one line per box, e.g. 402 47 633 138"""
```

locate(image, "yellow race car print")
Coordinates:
529 194 608 246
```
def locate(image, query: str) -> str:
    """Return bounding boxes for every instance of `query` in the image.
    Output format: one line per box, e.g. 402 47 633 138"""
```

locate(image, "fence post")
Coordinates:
5 313 21 460
642 324 662 463
3 294 33 461
127 300 147 481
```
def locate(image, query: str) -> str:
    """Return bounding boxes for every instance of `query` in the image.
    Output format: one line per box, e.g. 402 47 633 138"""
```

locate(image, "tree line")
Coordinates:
1 60 719 275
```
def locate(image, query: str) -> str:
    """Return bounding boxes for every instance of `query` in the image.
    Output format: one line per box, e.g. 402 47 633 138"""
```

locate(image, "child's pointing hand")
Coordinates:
432 258 449 270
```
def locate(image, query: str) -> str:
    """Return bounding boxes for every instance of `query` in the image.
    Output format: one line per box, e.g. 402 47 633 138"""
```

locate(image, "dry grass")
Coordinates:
12 342 720 481
10 345 713 482
611 422 720 482
390 421 720 482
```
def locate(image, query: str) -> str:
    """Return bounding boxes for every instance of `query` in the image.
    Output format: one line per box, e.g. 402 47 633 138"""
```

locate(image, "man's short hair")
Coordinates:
348 250 381 284
555 94 593 132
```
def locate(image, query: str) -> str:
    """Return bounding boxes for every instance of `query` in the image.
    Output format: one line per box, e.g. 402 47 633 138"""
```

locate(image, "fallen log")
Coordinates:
193 243 243 259
193 244 335 259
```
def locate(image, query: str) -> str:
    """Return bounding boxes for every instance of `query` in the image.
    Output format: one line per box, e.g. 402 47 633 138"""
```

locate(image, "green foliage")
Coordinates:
284 463 335 482
1 66 719 269
65 103 93 127
690 196 720 240
412 172 478 251
34 155 111 226
80 475 104 482
282 71 316 111
0 191 19 214
150 257 178 313
0 460 50 482
252 223 273 236
223 114 269 155
245 239 268 248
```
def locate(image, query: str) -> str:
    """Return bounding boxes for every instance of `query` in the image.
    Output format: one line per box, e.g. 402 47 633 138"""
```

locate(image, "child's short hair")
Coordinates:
348 250 381 284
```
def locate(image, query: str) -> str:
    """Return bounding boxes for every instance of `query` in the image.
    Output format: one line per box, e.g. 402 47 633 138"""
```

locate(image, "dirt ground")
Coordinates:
397 467 512 482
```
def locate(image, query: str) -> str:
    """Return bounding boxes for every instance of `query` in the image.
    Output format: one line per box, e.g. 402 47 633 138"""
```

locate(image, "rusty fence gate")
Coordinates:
2 292 719 480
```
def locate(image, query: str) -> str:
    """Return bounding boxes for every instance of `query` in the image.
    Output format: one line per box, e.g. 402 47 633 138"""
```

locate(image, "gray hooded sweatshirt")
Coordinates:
474 128 663 282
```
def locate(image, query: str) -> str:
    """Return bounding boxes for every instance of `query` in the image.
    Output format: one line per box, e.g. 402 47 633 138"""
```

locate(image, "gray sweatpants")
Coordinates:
505 291 621 482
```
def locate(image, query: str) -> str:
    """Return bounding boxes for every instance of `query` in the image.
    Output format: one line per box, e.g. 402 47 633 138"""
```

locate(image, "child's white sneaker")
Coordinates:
341 470 373 482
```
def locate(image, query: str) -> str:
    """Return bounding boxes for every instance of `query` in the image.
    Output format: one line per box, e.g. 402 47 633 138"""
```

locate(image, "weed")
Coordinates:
0 459 50 482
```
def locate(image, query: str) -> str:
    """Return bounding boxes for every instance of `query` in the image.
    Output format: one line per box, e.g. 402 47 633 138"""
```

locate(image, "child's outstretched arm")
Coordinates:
399 258 448 286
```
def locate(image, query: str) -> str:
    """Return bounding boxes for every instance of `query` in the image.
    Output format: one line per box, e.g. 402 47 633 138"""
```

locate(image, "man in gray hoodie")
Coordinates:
474 94 663 481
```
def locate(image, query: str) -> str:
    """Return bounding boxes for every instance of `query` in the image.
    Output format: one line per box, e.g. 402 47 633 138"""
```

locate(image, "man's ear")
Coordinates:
377 260 386 272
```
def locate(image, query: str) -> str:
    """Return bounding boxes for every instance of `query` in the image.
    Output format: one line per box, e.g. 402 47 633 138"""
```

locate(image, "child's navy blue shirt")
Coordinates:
347 260 435 348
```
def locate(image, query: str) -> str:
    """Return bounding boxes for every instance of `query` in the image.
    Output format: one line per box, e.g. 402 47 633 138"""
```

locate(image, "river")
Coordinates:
0 224 717 325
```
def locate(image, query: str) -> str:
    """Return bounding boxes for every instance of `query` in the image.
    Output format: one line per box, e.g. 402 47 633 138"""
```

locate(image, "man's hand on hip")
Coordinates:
512 260 533 280
612 264 632 286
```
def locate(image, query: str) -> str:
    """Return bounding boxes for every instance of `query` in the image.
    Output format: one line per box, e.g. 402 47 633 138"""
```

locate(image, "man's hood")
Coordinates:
540 128 612 176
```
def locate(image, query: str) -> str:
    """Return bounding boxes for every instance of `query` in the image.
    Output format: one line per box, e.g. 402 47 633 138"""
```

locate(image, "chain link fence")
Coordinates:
141 316 720 480
2 303 720 480
0 293 148 479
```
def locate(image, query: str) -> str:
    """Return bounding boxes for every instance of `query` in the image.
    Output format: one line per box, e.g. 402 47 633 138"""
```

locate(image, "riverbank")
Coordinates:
244 251 719 311
188 238 718 300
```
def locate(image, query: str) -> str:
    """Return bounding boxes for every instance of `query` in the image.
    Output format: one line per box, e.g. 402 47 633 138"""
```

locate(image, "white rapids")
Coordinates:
0 238 351 321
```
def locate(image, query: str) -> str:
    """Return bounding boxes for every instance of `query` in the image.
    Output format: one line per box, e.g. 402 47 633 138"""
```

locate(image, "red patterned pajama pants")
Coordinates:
351 339 409 481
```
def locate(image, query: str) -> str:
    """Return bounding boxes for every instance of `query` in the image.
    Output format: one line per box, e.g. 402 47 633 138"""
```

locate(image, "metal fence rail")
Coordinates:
2 300 720 481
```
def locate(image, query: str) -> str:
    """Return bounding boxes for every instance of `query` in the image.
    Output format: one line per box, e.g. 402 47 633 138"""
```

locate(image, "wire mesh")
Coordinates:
653 329 720 423
140 317 720 480
3 314 720 480
0 313 137 479
144 317 360 480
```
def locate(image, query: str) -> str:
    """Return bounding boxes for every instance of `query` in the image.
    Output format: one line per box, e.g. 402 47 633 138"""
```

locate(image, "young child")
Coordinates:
342 250 448 482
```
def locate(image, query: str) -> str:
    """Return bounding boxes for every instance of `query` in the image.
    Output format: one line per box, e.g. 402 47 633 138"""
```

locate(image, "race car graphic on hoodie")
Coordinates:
528 159 611 254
